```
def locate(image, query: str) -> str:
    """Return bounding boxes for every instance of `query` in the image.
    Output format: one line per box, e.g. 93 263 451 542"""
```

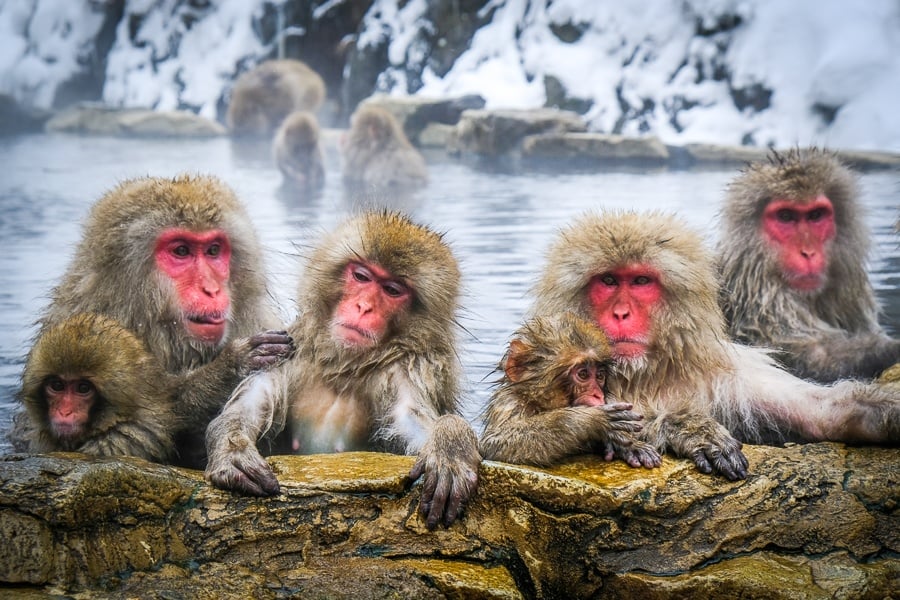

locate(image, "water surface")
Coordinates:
1 133 897 451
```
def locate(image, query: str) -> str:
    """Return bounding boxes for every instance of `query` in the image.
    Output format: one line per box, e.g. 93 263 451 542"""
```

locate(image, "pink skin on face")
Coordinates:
761 196 835 292
587 265 663 361
154 228 231 345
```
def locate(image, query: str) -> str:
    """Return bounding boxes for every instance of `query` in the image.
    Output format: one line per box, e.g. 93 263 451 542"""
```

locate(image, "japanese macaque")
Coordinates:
39 175 293 468
480 313 662 469
9 313 177 462
529 210 900 479
226 59 326 138
272 111 325 189
718 148 900 382
206 211 479 529
341 104 428 189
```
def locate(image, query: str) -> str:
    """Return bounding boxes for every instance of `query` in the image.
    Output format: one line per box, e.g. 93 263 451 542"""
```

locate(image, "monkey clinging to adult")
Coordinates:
718 148 900 383
529 210 900 479
206 211 480 529
38 174 293 468
9 313 178 462
480 312 662 469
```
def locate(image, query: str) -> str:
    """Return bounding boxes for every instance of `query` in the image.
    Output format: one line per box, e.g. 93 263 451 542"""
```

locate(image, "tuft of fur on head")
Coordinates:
719 147 878 340
41 174 274 371
531 210 731 392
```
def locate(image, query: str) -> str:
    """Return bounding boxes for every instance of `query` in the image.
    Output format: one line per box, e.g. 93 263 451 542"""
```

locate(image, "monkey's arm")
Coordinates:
204 371 287 496
79 419 176 463
6 410 35 453
775 331 900 383
177 330 294 424
383 362 480 530
644 408 748 481
480 404 653 467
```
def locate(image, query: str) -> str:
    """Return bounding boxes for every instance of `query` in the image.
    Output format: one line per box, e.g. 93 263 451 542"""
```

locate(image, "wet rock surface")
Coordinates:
1 443 897 599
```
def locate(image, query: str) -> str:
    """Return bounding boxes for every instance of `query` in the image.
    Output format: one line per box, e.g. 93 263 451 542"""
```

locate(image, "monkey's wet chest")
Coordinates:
288 384 372 454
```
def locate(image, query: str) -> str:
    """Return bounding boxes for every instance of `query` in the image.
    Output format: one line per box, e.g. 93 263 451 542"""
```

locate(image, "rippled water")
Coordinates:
1 133 897 452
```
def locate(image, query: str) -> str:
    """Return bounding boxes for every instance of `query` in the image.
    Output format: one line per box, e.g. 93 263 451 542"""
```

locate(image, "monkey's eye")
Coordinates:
775 209 797 223
352 268 372 283
46 377 65 392
599 274 617 286
382 282 407 298
206 243 221 257
573 365 592 382
75 380 94 395
172 244 190 257
807 208 830 222
633 275 653 285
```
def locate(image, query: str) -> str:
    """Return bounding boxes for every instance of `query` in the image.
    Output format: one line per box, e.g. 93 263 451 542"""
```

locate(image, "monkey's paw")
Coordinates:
205 439 281 496
689 435 748 481
242 330 295 372
617 439 662 468
409 453 479 531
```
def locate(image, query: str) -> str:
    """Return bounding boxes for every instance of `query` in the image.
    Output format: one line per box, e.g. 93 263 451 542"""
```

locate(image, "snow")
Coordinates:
1 0 899 152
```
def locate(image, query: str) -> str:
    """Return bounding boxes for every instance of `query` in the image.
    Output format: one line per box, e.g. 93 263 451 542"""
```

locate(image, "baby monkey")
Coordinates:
480 313 661 469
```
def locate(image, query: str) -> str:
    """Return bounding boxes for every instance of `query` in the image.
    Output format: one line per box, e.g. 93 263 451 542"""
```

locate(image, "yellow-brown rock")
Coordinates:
1 443 897 598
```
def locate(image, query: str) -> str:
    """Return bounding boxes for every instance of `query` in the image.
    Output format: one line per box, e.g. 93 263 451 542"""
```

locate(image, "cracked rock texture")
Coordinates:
1 443 898 599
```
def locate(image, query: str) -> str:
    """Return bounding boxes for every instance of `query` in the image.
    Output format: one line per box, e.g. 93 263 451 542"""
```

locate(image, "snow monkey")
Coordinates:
480 312 662 469
341 104 428 189
9 313 178 462
529 210 900 479
718 147 900 383
38 174 293 468
206 211 480 530
226 59 326 138
273 111 325 189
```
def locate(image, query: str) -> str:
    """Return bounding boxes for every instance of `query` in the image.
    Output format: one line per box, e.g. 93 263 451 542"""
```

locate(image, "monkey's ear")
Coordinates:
504 339 532 383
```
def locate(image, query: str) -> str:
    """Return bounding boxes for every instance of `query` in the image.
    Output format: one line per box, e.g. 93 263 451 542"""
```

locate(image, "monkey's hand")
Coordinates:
205 433 281 496
235 330 295 374
685 427 748 481
408 414 481 530
597 438 662 469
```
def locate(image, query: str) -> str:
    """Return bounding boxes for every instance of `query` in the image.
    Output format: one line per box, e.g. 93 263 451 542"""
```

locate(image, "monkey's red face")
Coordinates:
332 261 412 349
569 362 606 406
45 375 96 441
761 196 835 292
154 228 232 345
587 265 662 361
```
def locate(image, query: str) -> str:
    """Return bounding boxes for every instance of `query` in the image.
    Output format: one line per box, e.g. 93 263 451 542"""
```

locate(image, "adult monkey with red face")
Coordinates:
38 175 293 468
205 211 480 530
529 210 900 479
719 148 900 382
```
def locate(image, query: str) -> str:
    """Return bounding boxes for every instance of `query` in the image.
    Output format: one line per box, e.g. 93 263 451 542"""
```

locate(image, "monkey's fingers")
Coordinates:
206 452 281 496
621 442 662 469
441 466 478 528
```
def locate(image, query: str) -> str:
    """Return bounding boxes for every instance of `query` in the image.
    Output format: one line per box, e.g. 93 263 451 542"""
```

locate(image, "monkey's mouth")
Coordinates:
185 312 227 344
608 338 647 360
334 322 378 348
786 273 825 292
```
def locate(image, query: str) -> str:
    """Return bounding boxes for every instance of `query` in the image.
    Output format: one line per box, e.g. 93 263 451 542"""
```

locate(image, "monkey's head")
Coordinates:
501 313 613 410
534 210 726 377
723 148 865 295
281 111 319 154
301 210 461 354
73 175 267 351
20 314 166 447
